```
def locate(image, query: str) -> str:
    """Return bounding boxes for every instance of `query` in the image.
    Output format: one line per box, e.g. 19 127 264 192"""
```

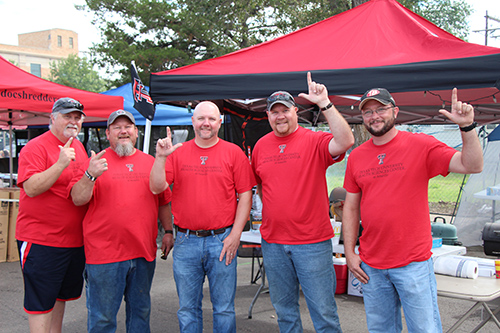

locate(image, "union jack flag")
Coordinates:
130 61 155 120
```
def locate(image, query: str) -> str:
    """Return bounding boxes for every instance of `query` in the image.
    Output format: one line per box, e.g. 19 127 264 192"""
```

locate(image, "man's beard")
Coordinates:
63 125 79 138
115 142 135 157
364 116 396 137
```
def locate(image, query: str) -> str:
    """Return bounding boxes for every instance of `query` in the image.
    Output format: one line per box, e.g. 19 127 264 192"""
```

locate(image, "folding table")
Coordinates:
240 231 267 319
436 274 500 332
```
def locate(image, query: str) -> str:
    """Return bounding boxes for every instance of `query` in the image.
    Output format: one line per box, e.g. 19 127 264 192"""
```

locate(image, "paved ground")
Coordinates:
1 246 499 332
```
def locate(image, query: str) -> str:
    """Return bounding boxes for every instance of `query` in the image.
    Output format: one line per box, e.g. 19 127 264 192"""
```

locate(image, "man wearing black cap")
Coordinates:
16 97 88 332
70 110 173 332
251 72 354 332
343 88 483 332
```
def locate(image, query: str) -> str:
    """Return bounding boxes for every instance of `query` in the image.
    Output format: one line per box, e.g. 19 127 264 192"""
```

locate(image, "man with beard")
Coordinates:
150 101 254 332
251 72 354 332
70 110 173 332
16 97 88 333
343 88 483 332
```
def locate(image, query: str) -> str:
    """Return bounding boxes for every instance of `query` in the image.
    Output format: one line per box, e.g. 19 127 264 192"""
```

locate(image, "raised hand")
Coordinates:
298 71 330 106
439 88 475 127
87 150 107 178
156 127 183 158
57 137 75 169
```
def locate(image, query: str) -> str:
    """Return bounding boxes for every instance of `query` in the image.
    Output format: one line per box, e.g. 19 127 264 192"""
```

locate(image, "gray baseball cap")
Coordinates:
107 109 136 127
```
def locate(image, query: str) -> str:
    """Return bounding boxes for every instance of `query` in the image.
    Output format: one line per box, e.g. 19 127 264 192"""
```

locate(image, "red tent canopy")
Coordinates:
0 56 123 126
150 0 500 126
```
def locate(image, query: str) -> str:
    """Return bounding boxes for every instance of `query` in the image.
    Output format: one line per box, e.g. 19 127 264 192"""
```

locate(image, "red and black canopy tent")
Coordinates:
149 0 500 149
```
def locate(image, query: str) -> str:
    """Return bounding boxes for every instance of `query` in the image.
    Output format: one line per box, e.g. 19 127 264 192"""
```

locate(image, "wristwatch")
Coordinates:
459 122 477 132
320 102 333 111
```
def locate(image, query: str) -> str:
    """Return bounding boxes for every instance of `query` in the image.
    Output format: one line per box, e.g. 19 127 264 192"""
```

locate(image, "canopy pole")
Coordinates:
9 123 13 188
143 119 152 154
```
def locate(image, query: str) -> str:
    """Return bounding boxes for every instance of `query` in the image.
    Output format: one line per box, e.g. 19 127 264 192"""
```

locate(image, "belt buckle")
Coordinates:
195 230 209 237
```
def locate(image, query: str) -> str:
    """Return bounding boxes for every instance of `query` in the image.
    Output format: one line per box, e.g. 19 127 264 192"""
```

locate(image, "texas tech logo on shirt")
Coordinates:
278 144 286 153
200 156 208 165
126 164 134 172
377 153 386 165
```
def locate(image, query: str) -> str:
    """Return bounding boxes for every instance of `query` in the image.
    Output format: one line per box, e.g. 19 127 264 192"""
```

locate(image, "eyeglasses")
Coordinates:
267 92 295 109
361 106 393 118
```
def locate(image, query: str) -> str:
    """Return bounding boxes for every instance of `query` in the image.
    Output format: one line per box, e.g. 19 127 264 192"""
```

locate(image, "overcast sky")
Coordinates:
0 0 498 52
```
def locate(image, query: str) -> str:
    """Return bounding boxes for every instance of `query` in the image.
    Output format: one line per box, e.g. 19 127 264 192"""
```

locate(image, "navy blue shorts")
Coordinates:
18 241 85 314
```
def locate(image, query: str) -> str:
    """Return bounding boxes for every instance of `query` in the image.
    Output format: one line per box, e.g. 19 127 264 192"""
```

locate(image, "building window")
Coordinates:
69 37 74 48
30 64 41 77
58 35 62 47
48 34 51 40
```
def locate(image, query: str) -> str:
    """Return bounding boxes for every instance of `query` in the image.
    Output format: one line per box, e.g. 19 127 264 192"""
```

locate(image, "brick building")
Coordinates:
0 28 78 79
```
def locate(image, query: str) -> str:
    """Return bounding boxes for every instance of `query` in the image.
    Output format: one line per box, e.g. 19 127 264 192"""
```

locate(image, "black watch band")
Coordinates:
320 102 333 111
85 170 97 182
460 122 477 132
164 230 173 234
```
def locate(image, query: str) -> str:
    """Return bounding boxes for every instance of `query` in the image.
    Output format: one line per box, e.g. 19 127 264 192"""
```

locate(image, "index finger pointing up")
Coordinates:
94 150 106 160
451 88 458 107
64 137 74 148
307 71 312 85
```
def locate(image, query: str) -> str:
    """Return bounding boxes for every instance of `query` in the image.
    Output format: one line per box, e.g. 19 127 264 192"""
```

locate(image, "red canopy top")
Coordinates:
155 0 500 76
0 56 123 126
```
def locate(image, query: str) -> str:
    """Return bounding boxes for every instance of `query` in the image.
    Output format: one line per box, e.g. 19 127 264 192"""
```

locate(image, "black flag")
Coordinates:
131 61 155 120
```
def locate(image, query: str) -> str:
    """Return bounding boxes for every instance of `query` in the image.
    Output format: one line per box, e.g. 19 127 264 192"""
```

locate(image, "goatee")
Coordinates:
115 142 135 157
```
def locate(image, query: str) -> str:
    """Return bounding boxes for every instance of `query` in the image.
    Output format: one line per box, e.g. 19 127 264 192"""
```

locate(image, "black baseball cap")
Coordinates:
52 97 86 116
359 88 396 110
267 91 296 110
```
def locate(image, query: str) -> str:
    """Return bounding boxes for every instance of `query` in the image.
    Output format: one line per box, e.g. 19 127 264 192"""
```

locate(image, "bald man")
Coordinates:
150 101 255 333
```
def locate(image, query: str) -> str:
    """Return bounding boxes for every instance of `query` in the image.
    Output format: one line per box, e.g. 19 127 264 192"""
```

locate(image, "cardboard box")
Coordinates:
7 189 20 262
0 190 10 263
347 270 363 297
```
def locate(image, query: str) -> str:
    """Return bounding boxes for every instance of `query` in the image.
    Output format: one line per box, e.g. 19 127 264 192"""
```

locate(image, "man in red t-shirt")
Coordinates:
150 101 254 332
16 97 88 332
70 110 172 332
343 88 483 332
251 72 354 332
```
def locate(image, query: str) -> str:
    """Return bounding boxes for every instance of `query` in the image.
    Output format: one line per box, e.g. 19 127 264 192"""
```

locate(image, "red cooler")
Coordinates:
333 257 347 294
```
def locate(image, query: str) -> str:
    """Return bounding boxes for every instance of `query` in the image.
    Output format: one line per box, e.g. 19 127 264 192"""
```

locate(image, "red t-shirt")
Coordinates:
166 139 255 230
343 131 457 269
252 126 344 244
16 131 88 247
69 149 171 264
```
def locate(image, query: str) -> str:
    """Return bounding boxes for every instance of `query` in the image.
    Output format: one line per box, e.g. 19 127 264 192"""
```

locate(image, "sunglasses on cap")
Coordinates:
267 91 296 110
52 98 84 113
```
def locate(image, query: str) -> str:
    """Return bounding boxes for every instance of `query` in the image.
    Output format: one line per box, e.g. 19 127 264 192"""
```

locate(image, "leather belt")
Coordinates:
176 226 231 237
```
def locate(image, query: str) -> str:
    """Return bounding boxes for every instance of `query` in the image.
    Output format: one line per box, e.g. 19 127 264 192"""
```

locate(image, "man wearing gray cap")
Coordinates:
343 88 483 332
16 97 88 332
251 72 354 332
70 110 173 332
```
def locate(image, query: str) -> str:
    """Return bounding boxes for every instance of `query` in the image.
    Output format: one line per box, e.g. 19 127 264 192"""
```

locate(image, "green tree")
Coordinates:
48 54 110 93
79 0 471 85
412 0 472 40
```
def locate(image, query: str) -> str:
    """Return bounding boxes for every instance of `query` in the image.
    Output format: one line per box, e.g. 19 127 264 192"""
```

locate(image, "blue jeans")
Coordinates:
173 227 237 333
361 258 442 333
85 258 156 333
261 239 341 333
